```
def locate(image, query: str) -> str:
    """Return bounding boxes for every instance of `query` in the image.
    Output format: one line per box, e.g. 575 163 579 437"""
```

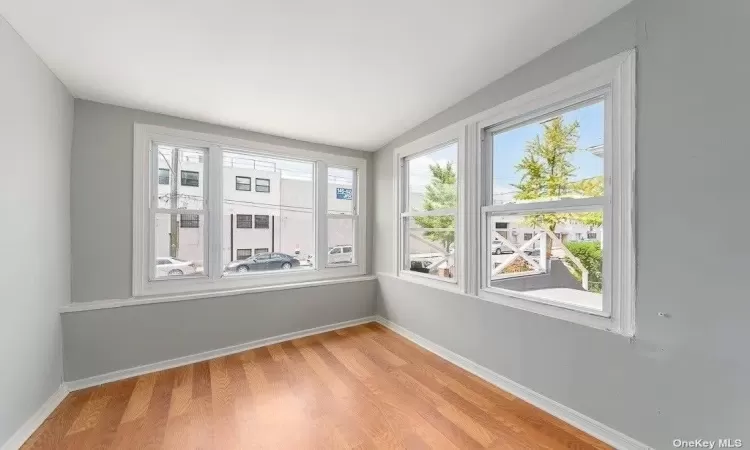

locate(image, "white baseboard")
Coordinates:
1 384 69 450
67 316 376 391
375 316 651 450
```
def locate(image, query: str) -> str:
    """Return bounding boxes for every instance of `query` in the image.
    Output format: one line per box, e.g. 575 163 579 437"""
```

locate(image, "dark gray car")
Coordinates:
225 252 300 273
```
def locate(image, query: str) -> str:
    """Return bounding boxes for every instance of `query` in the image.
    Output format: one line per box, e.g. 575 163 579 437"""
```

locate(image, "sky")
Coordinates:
492 101 604 203
408 142 458 196
406 101 604 202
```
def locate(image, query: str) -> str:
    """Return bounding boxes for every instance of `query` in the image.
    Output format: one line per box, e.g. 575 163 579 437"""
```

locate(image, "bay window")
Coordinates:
133 125 367 296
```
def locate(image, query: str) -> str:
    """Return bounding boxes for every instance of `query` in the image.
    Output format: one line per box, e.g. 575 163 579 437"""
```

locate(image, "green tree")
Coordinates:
414 163 457 251
513 116 603 232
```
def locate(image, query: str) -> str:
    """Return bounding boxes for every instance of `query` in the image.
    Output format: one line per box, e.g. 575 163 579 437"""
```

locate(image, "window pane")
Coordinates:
492 101 604 205
156 145 205 209
404 216 455 280
158 168 170 185
222 150 314 274
254 215 270 229
154 213 204 278
407 142 457 213
488 209 603 311
328 167 355 214
256 178 271 193
236 176 251 191
236 214 253 228
328 217 354 265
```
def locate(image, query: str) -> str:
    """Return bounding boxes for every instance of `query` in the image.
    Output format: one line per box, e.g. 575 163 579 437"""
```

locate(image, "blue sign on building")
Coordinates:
336 187 352 200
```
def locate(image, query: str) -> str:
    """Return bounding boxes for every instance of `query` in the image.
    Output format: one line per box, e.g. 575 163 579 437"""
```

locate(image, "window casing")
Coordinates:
394 124 467 291
133 125 367 296
392 50 635 336
236 214 253 228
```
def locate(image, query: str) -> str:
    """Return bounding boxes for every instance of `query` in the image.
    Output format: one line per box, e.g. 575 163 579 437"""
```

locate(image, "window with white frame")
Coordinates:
399 140 459 282
327 166 358 266
134 125 367 296
392 50 634 336
483 99 606 310
477 50 634 335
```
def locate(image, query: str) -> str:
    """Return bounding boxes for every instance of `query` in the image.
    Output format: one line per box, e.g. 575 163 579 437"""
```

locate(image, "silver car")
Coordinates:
156 257 197 276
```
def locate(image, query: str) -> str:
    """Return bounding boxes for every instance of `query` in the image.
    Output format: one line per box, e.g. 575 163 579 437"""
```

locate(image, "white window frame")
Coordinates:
394 124 467 292
133 124 367 297
391 50 635 336
326 165 360 268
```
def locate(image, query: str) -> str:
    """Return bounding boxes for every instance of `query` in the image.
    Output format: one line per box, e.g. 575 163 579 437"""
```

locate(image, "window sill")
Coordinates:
61 275 377 314
378 272 633 337
390 271 462 294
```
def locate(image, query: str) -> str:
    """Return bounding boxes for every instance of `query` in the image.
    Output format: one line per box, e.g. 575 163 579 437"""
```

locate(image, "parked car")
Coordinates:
491 240 513 255
328 245 353 264
156 257 197 276
491 240 540 256
225 252 300 273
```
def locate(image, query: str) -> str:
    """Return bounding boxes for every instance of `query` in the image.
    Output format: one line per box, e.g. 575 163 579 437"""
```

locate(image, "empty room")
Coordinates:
1 0 747 449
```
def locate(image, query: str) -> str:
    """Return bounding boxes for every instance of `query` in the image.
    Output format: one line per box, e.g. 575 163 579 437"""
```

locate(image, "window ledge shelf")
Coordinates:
60 275 377 314
377 272 632 338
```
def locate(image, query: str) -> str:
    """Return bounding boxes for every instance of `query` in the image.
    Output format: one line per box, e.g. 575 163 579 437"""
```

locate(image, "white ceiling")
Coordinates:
1 0 629 151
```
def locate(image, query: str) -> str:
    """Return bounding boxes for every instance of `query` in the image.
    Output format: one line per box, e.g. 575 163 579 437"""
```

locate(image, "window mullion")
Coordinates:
208 145 223 281
315 161 328 271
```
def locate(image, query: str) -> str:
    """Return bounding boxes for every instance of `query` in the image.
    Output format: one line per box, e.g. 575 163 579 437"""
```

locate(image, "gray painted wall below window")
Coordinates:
0 16 74 447
62 279 376 381
374 0 750 448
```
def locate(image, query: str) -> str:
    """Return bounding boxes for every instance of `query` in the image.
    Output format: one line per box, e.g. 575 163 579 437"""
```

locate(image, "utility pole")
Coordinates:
169 148 179 258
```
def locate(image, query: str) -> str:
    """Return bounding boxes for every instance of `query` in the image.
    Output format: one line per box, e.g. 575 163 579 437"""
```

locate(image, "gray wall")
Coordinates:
71 99 374 302
0 16 73 446
62 279 376 381
374 1 750 448
64 100 377 381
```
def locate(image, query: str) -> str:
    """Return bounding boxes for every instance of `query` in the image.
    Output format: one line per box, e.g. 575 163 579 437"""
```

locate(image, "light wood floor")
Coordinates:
22 323 609 449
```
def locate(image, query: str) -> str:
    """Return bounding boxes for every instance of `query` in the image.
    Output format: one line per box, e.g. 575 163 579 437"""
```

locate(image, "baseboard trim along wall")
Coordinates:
66 316 376 391
1 384 69 450
375 316 652 450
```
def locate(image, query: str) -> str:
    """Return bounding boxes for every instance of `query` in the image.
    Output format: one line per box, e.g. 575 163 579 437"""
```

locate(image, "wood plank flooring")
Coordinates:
21 323 610 449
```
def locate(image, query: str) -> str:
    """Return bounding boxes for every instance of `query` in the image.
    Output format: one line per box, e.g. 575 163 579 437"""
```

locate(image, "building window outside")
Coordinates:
236 214 253 228
236 249 253 260
180 214 200 228
236 176 251 191
181 170 199 187
256 178 270 193
254 248 269 255
254 215 270 229
158 168 170 185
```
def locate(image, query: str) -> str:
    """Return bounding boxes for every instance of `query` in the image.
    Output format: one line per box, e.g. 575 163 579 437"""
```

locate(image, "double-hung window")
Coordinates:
392 50 635 335
477 50 635 335
326 167 358 266
134 125 367 296
395 124 465 287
